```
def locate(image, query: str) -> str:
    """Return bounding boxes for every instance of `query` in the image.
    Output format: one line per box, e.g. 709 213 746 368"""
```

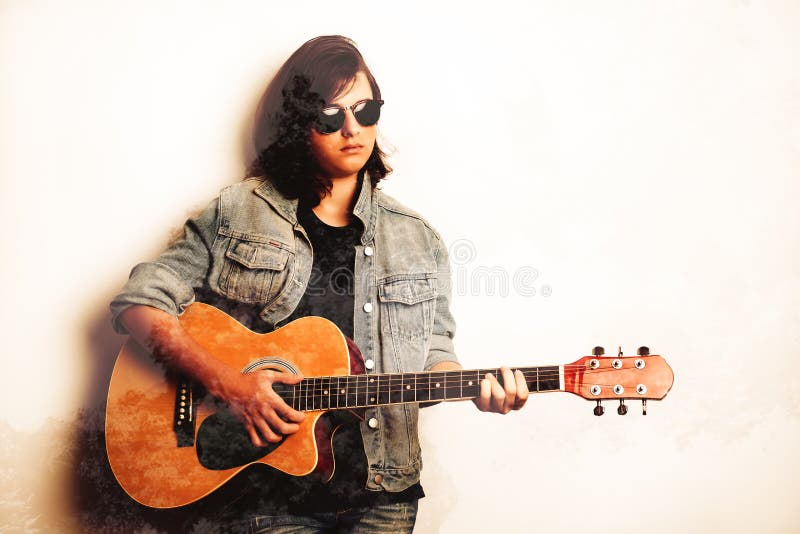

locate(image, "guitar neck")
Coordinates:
273 366 563 412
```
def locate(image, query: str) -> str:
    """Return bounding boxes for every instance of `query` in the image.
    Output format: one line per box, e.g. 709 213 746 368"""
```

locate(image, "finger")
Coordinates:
500 366 517 412
473 375 492 411
253 415 282 444
488 374 506 413
513 370 529 409
275 403 306 423
260 371 306 422
244 420 264 448
273 371 304 384
263 408 299 436
269 390 306 423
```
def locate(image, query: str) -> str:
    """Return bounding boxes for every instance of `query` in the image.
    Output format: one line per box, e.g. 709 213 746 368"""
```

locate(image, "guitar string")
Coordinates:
269 365 641 382
280 384 653 410
270 366 644 393
272 368 648 388
278 384 646 402
275 379 653 405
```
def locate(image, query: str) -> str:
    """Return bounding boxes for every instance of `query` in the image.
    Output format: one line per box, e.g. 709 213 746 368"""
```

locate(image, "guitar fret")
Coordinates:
389 374 400 405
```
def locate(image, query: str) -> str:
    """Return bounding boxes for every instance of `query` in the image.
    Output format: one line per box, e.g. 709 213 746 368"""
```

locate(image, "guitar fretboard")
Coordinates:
272 366 561 411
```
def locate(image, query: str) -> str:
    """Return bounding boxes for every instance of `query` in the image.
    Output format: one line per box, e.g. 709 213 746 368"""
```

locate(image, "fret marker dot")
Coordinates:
340 389 346 394
370 378 374 383
436 383 441 388
406 385 411 390
370 397 375 402
323 390 328 395
468 381 473 386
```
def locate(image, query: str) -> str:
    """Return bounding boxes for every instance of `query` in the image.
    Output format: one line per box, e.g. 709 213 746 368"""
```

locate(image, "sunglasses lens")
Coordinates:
316 108 344 134
315 100 383 134
353 100 382 126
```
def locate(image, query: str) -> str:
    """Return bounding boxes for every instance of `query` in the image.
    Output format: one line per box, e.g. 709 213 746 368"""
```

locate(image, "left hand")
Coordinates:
472 366 529 414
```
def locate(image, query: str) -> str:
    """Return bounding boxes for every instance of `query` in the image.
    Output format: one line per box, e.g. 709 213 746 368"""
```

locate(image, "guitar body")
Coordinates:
105 303 350 509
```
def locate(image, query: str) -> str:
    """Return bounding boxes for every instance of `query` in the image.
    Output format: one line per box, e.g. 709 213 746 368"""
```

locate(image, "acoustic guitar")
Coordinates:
105 302 674 508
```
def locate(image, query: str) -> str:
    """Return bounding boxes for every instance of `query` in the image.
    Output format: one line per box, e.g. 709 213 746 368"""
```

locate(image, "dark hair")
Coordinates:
246 36 391 205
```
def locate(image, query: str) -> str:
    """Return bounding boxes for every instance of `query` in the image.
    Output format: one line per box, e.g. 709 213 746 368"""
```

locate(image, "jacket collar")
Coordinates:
253 174 378 245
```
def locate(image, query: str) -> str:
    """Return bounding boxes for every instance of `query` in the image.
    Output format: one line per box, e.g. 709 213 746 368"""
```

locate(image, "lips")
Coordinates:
341 144 364 153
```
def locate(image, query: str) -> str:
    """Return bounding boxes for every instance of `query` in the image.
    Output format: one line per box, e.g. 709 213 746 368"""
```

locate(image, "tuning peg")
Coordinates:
617 400 628 415
642 399 647 416
637 346 650 356
593 401 604 416
592 346 605 356
618 346 623 356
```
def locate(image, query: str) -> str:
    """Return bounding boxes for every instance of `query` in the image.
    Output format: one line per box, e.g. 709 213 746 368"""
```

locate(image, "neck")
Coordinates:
312 174 360 226
273 365 563 411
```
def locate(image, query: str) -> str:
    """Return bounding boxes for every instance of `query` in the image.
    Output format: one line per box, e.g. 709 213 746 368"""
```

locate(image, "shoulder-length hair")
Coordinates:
246 36 391 205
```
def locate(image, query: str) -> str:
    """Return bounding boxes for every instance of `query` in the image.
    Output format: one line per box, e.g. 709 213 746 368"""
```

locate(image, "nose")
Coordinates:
340 109 360 138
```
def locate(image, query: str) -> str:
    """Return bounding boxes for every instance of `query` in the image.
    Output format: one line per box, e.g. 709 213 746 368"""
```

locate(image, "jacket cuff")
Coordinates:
423 333 459 371
109 262 195 334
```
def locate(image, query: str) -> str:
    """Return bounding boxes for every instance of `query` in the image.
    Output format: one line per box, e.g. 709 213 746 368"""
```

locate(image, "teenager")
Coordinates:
110 35 528 533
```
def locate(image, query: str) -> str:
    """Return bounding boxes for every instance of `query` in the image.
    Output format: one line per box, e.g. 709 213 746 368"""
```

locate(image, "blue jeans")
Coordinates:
246 500 418 533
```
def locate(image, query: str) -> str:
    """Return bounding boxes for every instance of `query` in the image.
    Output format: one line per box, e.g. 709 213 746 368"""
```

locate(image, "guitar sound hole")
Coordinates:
196 410 284 470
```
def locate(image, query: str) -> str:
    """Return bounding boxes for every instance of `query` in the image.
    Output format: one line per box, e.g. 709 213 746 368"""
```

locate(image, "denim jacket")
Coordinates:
110 176 458 493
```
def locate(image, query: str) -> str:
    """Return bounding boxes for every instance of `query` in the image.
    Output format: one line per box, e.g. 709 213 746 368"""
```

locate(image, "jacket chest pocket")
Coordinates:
378 276 438 342
217 239 292 305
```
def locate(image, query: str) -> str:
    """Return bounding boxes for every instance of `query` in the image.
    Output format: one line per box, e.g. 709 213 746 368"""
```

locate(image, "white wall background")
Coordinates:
1 1 798 532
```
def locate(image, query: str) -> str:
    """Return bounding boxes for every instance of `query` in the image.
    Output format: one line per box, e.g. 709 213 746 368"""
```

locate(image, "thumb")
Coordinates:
273 371 304 384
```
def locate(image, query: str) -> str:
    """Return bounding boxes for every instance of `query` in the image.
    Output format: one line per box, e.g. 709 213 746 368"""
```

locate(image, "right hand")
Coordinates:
219 369 306 447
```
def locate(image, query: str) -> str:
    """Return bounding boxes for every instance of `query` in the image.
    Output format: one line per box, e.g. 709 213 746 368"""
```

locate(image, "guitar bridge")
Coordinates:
173 379 196 447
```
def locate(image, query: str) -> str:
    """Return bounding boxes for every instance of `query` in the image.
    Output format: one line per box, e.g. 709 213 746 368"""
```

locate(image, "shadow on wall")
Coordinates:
64 87 265 530
64 295 258 532
68 299 178 532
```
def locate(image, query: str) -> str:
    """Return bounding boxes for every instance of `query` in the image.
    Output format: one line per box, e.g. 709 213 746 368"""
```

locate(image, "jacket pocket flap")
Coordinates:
379 277 438 305
225 241 289 270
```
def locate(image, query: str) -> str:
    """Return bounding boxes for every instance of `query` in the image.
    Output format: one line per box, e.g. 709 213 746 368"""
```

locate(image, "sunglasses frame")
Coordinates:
315 98 384 134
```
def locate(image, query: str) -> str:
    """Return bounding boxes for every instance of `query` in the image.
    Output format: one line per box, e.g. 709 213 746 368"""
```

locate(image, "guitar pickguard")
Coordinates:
195 409 284 470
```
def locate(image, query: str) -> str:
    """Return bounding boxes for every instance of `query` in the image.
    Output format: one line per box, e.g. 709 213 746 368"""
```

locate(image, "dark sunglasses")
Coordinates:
315 99 384 134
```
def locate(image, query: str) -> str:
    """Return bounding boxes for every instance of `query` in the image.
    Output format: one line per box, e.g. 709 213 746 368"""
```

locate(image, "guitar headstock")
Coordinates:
563 346 674 415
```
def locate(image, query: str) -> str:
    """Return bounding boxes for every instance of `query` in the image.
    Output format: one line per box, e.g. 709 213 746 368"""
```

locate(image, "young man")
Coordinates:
110 36 528 532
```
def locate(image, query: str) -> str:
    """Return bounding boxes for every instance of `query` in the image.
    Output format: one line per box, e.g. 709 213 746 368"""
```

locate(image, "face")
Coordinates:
308 71 377 182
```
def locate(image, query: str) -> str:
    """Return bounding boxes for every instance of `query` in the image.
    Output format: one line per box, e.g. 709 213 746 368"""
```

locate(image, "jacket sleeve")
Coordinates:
423 235 459 371
109 197 220 334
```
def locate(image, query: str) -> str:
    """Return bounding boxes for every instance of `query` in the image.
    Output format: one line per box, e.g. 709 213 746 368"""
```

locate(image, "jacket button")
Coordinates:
363 302 373 313
365 358 375 370
364 246 374 256
374 474 384 485
368 417 379 429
